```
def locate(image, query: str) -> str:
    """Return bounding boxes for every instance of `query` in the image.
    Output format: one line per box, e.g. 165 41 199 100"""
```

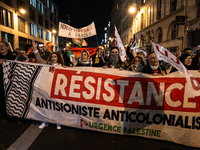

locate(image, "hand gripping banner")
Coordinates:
3 60 200 148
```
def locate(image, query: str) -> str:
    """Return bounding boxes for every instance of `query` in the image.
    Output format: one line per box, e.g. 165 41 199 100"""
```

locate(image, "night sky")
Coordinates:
53 0 116 47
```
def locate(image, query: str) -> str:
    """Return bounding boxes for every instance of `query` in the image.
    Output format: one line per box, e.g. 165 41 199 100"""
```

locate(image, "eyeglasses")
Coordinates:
185 57 192 60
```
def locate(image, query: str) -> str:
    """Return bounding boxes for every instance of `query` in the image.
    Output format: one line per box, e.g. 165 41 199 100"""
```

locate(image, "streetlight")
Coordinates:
19 8 26 14
129 6 136 14
52 29 57 34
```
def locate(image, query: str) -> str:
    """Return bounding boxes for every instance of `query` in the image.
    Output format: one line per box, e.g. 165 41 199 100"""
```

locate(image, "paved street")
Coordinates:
0 116 199 150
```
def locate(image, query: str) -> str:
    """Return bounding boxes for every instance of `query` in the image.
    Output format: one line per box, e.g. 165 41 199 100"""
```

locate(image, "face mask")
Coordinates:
110 54 119 64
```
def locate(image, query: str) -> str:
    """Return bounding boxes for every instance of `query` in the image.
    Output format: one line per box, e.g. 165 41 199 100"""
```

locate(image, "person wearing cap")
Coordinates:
103 46 126 70
142 52 166 76
136 49 147 58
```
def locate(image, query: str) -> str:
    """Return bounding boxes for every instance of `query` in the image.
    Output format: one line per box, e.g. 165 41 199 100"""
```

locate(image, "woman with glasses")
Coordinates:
128 56 145 72
103 46 126 70
180 53 193 70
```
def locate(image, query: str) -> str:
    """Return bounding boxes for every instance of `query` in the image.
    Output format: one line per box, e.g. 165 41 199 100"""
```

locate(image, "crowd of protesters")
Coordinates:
1 37 200 129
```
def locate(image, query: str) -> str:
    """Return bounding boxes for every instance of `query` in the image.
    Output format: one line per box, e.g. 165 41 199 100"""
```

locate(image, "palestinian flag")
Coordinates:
46 42 53 52
131 34 137 48
26 47 32 55
73 38 88 47
70 47 97 59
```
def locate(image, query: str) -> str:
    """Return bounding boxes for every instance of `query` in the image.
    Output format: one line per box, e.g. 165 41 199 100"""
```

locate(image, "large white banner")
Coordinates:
3 60 200 148
58 22 97 38
114 26 126 62
151 41 200 97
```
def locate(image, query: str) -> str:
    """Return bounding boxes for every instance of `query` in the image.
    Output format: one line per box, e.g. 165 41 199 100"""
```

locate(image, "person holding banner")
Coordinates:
32 40 63 129
73 50 91 67
127 56 145 72
103 46 126 70
142 52 166 76
0 41 16 123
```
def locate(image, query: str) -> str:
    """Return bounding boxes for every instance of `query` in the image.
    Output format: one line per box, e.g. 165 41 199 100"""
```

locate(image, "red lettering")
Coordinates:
156 45 168 57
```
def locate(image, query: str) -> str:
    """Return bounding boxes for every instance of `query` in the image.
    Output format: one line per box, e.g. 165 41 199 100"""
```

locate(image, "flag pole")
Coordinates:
95 35 99 47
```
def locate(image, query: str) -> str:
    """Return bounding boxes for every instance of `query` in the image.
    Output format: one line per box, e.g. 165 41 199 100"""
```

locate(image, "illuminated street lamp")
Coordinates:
129 6 136 14
19 8 26 14
52 29 57 34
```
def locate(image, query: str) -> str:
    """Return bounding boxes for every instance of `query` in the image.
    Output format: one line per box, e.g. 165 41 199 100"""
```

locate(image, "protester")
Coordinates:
128 56 145 72
40 46 50 60
126 38 135 62
180 53 193 70
14 48 29 62
142 52 166 76
103 46 126 70
124 55 131 68
0 41 16 123
60 43 73 66
28 52 37 63
73 49 91 67
136 49 147 58
92 47 105 67
175 51 182 59
183 47 192 55
192 53 200 71
32 40 63 129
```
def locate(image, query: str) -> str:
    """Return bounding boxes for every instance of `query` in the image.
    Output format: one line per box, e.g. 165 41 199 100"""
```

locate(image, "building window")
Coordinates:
1 32 14 47
18 17 25 33
170 0 177 13
50 13 53 22
54 17 57 25
17 0 25 11
55 36 58 44
30 22 37 36
1 8 13 28
29 7 35 21
169 47 178 53
50 2 54 13
54 7 57 16
147 6 151 26
0 0 12 7
38 14 43 26
44 0 49 7
141 35 144 47
37 0 43 14
44 8 49 18
30 0 36 8
45 19 49 29
46 31 50 41
141 13 143 30
169 21 178 40
50 23 53 30
157 0 161 20
38 27 44 39
141 0 146 6
157 27 163 43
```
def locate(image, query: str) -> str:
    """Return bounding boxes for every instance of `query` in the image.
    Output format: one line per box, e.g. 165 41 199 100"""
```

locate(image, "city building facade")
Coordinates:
0 0 59 52
109 0 200 55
